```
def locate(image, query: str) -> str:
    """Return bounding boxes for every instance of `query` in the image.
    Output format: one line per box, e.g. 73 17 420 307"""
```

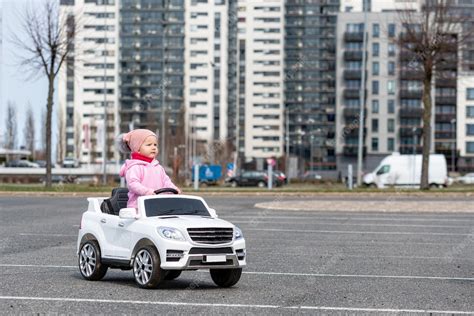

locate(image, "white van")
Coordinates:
363 153 449 188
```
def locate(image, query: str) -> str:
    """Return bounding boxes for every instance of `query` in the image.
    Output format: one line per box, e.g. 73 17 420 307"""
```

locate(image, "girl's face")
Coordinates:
138 135 158 159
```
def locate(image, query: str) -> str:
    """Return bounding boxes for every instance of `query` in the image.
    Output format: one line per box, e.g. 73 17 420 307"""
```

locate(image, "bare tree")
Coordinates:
12 0 77 187
395 0 473 189
24 103 36 159
5 101 17 150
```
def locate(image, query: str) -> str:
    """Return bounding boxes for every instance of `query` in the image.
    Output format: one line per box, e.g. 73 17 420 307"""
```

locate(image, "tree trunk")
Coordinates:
420 73 432 190
45 74 55 188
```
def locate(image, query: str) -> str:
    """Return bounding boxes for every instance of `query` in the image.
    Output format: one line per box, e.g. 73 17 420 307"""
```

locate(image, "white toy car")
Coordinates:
77 188 246 289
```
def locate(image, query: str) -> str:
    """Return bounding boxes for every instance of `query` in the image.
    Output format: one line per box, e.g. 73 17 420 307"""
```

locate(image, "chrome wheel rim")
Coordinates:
79 244 96 277
134 249 153 285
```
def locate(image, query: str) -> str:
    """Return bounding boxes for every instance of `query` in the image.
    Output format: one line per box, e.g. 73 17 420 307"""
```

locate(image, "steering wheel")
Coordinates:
154 188 179 195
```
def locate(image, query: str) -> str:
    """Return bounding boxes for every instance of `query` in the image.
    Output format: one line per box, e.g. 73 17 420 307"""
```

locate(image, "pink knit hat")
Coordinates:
122 129 157 153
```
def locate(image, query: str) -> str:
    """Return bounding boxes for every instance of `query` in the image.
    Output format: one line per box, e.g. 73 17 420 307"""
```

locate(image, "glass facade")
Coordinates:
119 0 185 139
285 1 339 171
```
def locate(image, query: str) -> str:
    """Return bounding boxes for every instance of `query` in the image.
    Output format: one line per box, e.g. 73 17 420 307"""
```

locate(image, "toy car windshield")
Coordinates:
144 198 210 217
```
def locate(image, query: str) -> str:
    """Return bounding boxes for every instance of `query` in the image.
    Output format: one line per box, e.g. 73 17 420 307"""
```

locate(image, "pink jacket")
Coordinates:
119 159 178 208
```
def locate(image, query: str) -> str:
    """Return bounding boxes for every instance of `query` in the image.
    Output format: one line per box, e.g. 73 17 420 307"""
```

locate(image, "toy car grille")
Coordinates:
187 228 233 244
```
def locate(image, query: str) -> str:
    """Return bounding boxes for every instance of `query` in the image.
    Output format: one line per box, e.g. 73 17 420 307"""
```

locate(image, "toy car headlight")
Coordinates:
234 226 243 240
157 227 185 241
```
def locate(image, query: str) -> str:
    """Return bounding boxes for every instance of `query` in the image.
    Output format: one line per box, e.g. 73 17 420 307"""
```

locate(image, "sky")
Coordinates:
0 0 56 151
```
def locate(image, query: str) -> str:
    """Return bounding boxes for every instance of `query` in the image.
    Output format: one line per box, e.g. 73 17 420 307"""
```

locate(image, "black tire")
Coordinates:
164 270 182 280
78 240 108 281
257 181 266 188
133 246 164 289
210 268 242 287
230 181 238 188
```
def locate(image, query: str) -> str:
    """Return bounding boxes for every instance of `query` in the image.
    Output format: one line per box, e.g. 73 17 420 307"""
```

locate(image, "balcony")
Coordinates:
400 70 424 80
343 107 363 118
400 50 419 61
343 145 366 156
343 89 360 99
435 113 456 122
344 32 364 42
435 96 456 105
399 126 423 136
343 70 362 80
343 51 363 61
435 131 456 139
342 126 366 137
435 77 456 87
400 89 423 99
399 144 422 154
399 107 423 118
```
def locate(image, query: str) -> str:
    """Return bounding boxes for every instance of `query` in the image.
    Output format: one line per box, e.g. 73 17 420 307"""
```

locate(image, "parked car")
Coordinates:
39 175 73 185
77 188 246 289
457 173 474 184
62 157 79 168
5 160 40 168
273 170 287 184
226 170 283 187
35 160 47 168
363 153 449 188
302 170 323 180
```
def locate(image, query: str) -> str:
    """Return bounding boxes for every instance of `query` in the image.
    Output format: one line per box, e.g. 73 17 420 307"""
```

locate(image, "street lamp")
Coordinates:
450 118 456 172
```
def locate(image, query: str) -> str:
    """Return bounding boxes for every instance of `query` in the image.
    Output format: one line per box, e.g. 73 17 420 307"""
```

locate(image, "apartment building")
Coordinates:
284 1 339 173
119 0 185 166
184 0 229 161
58 0 120 164
237 0 285 165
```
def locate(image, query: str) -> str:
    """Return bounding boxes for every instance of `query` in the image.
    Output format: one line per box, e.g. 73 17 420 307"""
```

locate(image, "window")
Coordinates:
372 43 379 57
467 142 474 153
372 80 379 95
372 119 379 132
467 124 474 136
467 88 474 100
388 80 395 95
372 62 379 76
388 61 395 75
388 138 395 151
372 100 379 113
372 138 379 151
377 165 390 175
388 119 395 132
388 23 396 37
467 106 474 118
388 100 395 114
388 43 395 56
373 23 380 37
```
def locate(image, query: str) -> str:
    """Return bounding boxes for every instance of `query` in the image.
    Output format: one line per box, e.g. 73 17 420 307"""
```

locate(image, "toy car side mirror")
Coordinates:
119 208 137 219
208 208 218 218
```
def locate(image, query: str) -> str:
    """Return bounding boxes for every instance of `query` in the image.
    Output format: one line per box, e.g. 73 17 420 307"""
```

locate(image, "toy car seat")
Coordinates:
100 187 129 216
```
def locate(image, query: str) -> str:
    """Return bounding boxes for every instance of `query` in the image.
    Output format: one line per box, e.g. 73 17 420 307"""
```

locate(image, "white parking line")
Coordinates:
0 264 472 281
224 215 474 223
0 296 472 314
232 221 470 229
244 228 471 236
19 233 76 237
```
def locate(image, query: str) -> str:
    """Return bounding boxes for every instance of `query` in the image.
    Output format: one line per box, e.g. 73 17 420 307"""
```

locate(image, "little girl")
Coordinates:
118 129 180 208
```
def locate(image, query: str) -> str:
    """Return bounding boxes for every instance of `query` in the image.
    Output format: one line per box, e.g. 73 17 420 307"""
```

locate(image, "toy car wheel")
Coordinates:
210 268 242 287
257 181 266 188
78 240 108 281
133 246 164 289
164 270 182 280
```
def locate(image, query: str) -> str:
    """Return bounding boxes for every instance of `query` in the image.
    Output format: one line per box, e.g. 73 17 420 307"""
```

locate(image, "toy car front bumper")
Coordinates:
160 239 246 270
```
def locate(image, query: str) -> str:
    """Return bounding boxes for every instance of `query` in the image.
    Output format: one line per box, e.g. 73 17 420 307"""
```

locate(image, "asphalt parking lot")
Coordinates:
0 195 473 315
